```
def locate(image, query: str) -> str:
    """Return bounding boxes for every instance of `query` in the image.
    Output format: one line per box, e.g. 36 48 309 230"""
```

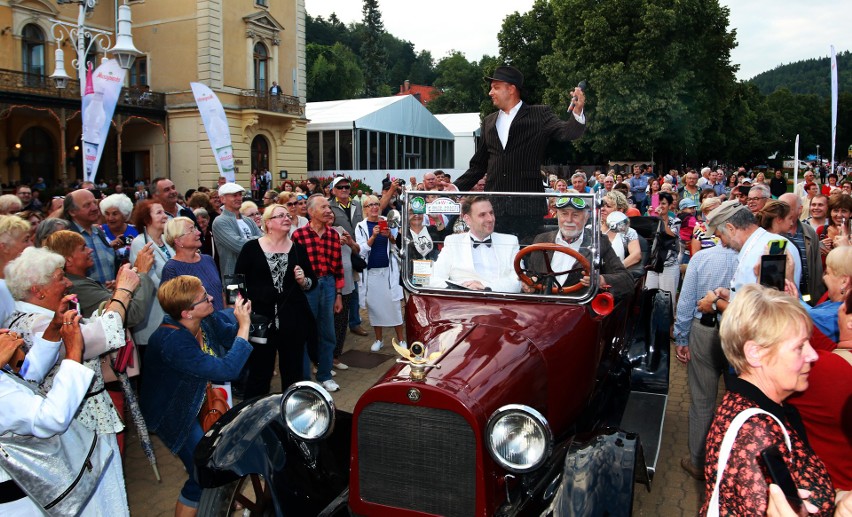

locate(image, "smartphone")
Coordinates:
767 239 787 256
760 445 803 513
759 254 786 291
378 220 388 232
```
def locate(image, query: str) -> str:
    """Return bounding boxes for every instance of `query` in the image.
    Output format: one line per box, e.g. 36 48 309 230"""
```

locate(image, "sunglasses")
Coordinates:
285 202 297 207
554 197 588 210
297 195 307 201
335 185 351 190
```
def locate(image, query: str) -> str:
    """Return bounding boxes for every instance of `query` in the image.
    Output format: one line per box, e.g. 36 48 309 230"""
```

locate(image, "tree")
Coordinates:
497 0 556 105
306 43 365 101
427 52 483 114
360 0 387 97
530 0 737 168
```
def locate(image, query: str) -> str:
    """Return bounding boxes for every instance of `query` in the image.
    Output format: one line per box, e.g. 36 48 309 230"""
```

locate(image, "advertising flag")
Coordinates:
82 59 126 183
190 82 235 182
830 45 838 173
794 134 800 187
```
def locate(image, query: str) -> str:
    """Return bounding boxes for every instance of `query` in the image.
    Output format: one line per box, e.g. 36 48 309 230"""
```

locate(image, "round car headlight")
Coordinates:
281 381 336 441
485 405 552 473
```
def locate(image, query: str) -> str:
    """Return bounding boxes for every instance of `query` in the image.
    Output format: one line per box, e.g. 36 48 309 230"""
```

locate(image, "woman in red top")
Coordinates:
701 284 835 516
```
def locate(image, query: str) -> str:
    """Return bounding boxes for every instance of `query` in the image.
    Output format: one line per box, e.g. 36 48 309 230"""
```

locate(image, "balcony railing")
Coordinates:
239 89 303 116
0 68 165 110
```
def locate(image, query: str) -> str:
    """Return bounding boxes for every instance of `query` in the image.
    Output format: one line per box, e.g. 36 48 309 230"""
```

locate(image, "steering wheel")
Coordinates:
514 243 591 294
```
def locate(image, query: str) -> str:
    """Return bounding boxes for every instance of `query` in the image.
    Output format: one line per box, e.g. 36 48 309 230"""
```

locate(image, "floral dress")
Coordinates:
700 377 834 516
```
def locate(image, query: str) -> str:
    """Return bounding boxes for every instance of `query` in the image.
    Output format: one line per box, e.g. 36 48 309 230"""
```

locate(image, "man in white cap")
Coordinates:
212 182 261 280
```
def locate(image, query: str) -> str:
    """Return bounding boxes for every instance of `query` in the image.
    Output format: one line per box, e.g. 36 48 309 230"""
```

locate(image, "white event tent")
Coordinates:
306 95 455 191
434 113 481 171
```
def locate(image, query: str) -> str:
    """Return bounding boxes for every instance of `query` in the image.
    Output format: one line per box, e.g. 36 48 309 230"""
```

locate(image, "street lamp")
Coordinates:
816 144 820 164
49 1 141 94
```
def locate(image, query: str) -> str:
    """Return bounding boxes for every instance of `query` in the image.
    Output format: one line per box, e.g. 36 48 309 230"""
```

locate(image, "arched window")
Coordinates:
253 43 268 93
21 24 45 80
251 135 269 174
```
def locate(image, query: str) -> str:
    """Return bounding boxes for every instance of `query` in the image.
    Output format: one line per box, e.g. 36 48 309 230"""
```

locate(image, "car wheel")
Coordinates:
197 474 274 516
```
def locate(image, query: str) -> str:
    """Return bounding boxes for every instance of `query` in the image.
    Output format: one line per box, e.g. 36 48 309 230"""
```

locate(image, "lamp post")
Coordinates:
49 0 141 185
816 144 820 164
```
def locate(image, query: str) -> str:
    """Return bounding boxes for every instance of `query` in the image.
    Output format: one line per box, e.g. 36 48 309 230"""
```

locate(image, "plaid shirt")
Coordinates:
292 224 344 289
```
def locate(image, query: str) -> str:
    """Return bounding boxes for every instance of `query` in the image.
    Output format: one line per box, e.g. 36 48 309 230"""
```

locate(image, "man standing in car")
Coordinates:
454 66 585 195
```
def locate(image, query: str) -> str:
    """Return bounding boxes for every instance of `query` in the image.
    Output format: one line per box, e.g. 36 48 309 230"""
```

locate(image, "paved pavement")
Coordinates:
123 312 705 516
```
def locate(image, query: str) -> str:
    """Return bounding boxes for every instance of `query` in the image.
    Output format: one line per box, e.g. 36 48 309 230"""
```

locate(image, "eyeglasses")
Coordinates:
554 197 588 210
268 213 290 221
364 203 380 208
178 228 200 238
189 290 211 308
746 196 767 202
245 212 260 217
335 185 351 190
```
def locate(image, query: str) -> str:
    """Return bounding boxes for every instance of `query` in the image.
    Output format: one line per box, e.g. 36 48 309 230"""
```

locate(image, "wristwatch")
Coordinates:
711 296 720 313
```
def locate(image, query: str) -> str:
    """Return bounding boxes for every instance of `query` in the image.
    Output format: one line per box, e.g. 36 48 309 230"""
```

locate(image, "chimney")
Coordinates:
404 79 410 93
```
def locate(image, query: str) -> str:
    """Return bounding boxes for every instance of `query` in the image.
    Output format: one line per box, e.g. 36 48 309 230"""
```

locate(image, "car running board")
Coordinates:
619 390 667 481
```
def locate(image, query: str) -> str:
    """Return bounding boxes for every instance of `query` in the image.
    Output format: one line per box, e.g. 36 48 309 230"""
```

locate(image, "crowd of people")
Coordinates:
0 159 851 516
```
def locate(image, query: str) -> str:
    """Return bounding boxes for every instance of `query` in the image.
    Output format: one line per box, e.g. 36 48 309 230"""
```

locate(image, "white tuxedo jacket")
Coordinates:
429 232 521 293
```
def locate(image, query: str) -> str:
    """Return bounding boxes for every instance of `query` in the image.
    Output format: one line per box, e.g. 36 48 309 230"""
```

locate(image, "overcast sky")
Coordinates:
305 0 850 81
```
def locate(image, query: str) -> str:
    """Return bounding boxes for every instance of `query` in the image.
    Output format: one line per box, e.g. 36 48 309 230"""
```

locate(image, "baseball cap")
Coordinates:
330 176 350 190
679 198 698 210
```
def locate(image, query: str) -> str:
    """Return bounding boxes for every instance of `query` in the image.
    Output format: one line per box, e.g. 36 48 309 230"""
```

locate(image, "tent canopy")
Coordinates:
307 95 454 140
435 113 482 137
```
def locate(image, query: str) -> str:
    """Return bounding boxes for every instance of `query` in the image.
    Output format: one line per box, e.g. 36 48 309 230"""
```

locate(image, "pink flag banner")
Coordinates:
81 59 126 183
191 82 235 182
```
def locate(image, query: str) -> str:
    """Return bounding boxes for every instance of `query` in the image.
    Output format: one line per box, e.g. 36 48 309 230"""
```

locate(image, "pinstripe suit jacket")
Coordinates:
455 103 585 193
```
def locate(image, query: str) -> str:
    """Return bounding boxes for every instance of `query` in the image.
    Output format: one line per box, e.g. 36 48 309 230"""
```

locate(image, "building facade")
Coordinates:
0 0 306 195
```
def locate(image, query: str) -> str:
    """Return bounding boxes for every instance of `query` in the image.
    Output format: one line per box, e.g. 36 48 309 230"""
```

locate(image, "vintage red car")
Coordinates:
194 191 672 516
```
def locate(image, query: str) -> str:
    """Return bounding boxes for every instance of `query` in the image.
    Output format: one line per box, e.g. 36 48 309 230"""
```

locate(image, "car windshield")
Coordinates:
396 190 602 302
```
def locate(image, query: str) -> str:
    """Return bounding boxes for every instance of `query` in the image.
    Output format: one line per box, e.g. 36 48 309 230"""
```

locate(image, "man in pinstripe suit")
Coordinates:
454 66 586 237
454 66 586 194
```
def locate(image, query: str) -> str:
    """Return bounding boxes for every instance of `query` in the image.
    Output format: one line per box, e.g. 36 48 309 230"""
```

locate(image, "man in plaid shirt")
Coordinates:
292 194 344 392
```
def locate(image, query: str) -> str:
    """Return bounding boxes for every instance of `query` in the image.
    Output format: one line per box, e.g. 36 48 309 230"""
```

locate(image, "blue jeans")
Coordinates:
175 421 205 507
348 281 362 328
304 275 336 382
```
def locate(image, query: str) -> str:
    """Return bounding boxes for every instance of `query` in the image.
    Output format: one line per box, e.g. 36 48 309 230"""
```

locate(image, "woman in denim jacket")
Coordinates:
140 275 252 517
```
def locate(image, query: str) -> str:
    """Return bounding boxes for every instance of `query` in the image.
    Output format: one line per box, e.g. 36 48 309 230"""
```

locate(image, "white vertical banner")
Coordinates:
794 134 800 187
82 60 126 183
830 45 838 173
191 82 235 182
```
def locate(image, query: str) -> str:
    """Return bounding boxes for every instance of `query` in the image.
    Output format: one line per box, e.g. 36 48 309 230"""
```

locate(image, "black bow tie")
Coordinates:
472 237 492 248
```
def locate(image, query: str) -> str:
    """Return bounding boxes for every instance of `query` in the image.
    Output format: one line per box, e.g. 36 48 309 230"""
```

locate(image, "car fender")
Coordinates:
542 428 642 517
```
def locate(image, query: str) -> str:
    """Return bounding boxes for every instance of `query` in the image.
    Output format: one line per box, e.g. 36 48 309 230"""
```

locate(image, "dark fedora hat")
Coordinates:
484 65 524 90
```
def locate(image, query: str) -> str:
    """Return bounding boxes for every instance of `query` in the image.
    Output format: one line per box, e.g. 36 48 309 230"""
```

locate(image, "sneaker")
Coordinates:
680 456 704 481
313 365 336 376
321 379 340 392
370 340 383 352
399 340 408 349
333 361 349 370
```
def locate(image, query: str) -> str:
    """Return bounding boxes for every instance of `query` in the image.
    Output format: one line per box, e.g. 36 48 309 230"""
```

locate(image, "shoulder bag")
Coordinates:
706 408 791 517
0 371 114 516
645 219 678 273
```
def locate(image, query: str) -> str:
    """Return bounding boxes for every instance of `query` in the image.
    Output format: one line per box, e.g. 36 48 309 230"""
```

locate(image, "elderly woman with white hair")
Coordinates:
4 246 143 514
101 193 138 265
0 215 33 323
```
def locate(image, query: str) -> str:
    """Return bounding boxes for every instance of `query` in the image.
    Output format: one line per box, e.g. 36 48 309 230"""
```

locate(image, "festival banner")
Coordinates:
82 59 126 183
830 45 838 173
190 82 235 182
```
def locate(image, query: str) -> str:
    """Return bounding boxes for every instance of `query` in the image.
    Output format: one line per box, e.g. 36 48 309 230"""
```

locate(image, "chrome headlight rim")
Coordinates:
280 381 336 442
485 404 553 474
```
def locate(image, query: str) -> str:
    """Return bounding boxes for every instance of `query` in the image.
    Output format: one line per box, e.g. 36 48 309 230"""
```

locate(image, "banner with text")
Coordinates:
82 60 126 183
191 82 235 182
830 45 838 172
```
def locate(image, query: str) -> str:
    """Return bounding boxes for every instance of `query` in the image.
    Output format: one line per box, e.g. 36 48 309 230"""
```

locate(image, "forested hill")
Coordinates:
749 50 852 97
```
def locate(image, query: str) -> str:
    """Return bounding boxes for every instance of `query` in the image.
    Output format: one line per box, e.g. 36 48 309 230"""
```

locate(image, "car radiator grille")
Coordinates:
358 402 476 516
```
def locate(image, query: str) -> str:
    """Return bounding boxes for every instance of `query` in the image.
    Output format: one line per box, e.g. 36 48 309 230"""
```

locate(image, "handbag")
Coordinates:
645 219 678 273
351 252 368 272
199 383 230 432
0 371 114 516
706 408 792 517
